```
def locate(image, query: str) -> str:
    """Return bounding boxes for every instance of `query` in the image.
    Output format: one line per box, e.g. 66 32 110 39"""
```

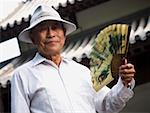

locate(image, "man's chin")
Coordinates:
38 47 61 55
46 50 60 56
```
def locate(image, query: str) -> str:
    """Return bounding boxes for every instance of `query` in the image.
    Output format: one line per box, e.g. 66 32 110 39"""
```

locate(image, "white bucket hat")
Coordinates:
18 5 76 43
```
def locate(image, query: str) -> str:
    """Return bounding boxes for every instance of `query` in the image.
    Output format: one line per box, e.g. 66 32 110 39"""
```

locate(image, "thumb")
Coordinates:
122 57 127 65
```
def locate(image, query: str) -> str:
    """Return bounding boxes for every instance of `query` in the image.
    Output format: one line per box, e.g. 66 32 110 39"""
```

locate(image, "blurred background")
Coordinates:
0 0 150 112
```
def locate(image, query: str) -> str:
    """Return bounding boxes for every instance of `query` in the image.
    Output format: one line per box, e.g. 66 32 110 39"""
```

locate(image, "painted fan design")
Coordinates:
90 24 131 92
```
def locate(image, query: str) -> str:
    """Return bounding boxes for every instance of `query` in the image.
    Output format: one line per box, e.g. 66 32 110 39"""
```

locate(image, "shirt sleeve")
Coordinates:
94 77 135 113
11 70 30 113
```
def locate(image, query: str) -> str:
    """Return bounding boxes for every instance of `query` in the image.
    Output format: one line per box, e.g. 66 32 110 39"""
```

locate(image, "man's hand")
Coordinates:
119 59 136 87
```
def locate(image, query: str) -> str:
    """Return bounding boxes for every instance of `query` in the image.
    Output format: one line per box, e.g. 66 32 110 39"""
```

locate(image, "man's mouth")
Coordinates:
45 39 59 44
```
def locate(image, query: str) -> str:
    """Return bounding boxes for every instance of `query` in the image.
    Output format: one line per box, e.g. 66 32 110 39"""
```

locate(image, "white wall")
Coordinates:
121 82 150 112
76 0 150 31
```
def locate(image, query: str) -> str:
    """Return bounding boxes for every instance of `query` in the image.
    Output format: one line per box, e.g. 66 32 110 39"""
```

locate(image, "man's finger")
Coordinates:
119 69 136 74
119 63 134 70
121 73 134 79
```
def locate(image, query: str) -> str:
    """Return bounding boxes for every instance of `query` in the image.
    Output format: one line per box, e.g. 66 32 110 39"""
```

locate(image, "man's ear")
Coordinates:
29 31 36 44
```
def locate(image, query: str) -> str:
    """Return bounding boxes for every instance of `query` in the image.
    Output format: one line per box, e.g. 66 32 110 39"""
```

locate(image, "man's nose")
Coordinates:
47 26 55 38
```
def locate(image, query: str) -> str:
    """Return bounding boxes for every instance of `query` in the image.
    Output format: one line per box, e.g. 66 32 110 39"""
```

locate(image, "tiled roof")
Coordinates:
129 16 150 44
0 0 80 30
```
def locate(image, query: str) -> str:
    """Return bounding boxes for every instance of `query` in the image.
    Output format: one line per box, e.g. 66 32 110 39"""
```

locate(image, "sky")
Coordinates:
0 0 23 22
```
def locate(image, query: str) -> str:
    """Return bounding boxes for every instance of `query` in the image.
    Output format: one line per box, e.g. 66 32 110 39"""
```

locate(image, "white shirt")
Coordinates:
11 53 135 113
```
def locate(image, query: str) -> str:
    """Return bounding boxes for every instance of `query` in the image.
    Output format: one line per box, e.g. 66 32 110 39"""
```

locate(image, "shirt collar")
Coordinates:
32 52 69 67
32 53 46 66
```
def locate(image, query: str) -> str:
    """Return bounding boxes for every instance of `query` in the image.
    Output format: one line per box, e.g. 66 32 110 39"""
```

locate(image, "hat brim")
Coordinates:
18 16 76 43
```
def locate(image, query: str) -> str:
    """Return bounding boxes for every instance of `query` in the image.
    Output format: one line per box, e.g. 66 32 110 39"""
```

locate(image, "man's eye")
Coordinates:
51 25 57 30
51 23 63 30
39 26 48 31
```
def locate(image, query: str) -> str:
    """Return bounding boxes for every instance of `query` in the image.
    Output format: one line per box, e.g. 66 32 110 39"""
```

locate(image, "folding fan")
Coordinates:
90 24 131 92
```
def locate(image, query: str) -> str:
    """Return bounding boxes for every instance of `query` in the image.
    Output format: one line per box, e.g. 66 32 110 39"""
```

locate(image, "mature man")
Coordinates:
11 5 135 113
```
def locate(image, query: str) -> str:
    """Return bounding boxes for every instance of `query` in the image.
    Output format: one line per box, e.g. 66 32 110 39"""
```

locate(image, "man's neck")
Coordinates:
49 55 62 67
40 53 62 67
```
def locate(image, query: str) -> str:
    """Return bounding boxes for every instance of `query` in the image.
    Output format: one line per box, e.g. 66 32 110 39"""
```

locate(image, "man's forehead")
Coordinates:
31 20 63 31
39 20 62 25
32 20 63 30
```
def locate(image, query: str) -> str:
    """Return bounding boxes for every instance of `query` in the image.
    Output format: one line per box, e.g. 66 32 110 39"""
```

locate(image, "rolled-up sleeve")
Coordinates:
11 71 30 113
94 77 135 113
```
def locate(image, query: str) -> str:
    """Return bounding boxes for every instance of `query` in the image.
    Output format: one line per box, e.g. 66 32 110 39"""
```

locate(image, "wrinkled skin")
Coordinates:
30 20 66 66
119 59 136 86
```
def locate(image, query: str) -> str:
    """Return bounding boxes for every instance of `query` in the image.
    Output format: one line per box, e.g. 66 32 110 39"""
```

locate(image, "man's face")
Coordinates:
30 20 66 57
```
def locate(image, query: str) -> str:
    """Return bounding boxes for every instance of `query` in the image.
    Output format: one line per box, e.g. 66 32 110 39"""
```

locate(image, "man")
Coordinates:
11 5 136 113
